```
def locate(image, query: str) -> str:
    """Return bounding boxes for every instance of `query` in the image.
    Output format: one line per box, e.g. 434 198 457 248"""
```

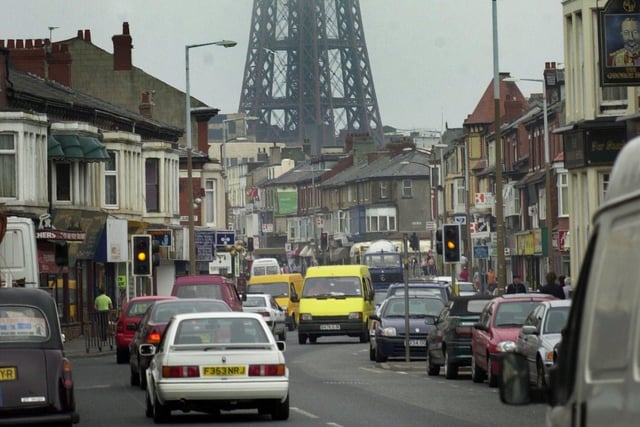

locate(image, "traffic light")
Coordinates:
320 232 328 251
443 224 461 264
410 232 419 251
435 228 443 255
132 235 151 276
247 237 254 252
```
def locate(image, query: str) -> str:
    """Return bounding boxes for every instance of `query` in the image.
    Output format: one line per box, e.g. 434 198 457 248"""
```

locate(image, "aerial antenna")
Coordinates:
48 26 59 41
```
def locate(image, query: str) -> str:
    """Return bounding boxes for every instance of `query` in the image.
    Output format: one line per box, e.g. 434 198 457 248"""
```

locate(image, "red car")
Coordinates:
115 296 175 364
470 293 556 387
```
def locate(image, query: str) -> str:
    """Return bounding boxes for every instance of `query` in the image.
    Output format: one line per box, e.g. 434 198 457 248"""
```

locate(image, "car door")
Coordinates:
519 304 543 378
472 301 494 371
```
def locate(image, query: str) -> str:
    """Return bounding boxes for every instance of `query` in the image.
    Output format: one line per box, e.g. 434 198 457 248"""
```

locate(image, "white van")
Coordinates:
500 136 640 426
250 258 281 277
0 216 39 288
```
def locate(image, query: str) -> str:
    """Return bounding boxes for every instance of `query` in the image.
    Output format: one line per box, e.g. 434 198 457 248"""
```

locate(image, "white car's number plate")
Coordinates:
409 339 426 347
320 324 340 330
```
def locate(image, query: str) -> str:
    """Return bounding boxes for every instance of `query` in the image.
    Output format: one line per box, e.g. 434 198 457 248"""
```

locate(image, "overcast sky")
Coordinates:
4 0 563 132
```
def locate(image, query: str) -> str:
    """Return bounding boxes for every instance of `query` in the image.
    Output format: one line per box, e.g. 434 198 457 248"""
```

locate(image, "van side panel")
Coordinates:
298 265 374 343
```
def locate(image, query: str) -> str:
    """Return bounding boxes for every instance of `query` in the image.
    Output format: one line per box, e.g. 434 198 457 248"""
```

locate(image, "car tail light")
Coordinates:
455 326 472 336
62 358 74 388
162 366 200 378
146 329 162 344
248 364 286 376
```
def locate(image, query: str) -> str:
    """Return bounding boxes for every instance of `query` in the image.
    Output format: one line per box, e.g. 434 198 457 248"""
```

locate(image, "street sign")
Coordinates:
453 215 466 225
216 231 235 246
209 252 232 274
426 221 437 230
473 245 489 259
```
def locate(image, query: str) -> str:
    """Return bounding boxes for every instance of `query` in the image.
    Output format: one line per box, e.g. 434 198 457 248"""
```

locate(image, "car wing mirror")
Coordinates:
473 321 486 331
139 343 156 356
277 341 286 351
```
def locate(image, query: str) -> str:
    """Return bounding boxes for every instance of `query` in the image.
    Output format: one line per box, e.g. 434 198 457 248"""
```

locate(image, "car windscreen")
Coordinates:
388 287 444 299
247 282 289 297
302 276 362 297
543 306 570 334
458 282 476 292
126 300 157 317
494 301 542 327
153 300 230 322
382 298 444 317
364 253 402 269
175 284 223 299
0 305 50 343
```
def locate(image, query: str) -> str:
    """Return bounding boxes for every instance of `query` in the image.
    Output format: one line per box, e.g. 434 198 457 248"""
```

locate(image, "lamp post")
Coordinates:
505 76 552 271
185 39 236 275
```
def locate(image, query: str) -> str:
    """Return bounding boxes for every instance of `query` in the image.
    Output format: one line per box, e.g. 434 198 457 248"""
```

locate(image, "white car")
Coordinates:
243 293 287 341
517 299 571 389
143 312 289 423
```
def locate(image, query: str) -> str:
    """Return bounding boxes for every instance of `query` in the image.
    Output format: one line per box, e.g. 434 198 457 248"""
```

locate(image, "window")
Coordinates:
0 133 16 198
380 181 388 199
104 151 118 206
55 163 72 202
598 172 610 204
558 172 568 217
205 178 217 224
366 207 397 232
402 179 412 198
145 158 159 212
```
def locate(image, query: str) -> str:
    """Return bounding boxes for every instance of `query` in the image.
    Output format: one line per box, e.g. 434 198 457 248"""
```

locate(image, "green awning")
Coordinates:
49 134 110 162
53 135 84 160
47 135 66 159
78 136 110 161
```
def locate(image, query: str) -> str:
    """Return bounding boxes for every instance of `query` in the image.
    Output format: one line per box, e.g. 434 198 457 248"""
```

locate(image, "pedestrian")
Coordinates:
563 276 572 299
459 265 469 281
506 274 527 294
421 257 429 275
487 267 497 290
539 271 565 299
94 288 113 340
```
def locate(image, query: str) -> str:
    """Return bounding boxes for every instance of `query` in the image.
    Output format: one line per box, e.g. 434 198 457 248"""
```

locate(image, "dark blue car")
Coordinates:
369 295 444 362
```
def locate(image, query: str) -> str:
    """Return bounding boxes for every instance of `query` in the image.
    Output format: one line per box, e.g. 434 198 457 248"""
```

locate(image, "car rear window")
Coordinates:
449 299 491 316
153 301 230 322
247 282 288 297
244 296 268 308
175 284 223 299
126 301 156 317
494 301 542 326
174 317 269 344
0 305 49 342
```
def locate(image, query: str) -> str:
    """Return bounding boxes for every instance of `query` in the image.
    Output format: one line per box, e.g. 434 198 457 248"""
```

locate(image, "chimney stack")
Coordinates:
112 22 132 71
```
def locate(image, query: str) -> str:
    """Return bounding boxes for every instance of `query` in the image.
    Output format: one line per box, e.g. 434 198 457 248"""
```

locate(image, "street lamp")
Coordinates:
185 39 236 275
505 76 552 271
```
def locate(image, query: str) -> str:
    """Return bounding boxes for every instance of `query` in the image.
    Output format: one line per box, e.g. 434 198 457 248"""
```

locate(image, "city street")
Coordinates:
68 335 546 426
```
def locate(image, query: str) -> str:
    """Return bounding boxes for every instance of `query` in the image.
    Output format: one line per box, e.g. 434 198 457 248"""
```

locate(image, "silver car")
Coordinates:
517 299 571 389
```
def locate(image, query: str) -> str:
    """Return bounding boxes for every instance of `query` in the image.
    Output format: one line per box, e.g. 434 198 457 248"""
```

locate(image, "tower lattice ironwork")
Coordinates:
239 0 384 152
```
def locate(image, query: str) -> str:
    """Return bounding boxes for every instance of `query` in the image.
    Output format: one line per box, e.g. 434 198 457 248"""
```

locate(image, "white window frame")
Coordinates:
205 178 217 225
104 150 118 207
402 179 412 198
558 171 569 217
0 133 16 198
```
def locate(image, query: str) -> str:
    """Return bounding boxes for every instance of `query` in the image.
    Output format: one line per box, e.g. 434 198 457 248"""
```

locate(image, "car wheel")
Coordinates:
375 345 387 363
298 333 307 345
271 393 290 421
536 358 547 389
309 335 318 344
288 316 297 331
369 343 375 361
487 355 498 388
471 355 485 383
359 329 370 343
153 393 170 424
145 389 153 418
426 348 439 376
116 347 129 364
444 350 458 380
130 363 140 386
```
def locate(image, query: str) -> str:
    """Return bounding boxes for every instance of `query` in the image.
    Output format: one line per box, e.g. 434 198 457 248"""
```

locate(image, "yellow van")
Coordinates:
298 265 375 344
247 273 304 331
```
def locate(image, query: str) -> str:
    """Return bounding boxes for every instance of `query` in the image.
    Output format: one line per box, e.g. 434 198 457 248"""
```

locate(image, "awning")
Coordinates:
50 134 110 162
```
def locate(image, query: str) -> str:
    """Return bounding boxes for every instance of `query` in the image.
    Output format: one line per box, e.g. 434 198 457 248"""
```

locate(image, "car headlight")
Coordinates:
380 327 397 337
348 312 362 320
300 313 312 321
496 340 517 353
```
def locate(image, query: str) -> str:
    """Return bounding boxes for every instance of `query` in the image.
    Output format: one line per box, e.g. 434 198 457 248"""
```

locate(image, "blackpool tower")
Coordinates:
238 0 384 153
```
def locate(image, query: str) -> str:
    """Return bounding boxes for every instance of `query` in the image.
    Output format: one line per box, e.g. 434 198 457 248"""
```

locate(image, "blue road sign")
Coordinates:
216 231 235 246
474 245 489 259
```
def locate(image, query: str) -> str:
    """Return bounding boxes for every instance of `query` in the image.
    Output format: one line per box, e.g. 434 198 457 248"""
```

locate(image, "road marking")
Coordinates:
359 366 383 374
291 407 319 419
327 423 345 427
75 384 112 390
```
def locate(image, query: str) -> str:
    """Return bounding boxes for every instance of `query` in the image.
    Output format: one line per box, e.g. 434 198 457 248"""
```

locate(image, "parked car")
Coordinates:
471 293 556 387
385 280 452 303
143 312 289 422
115 296 175 364
170 275 244 311
0 287 79 425
242 293 287 340
456 281 477 296
129 298 231 389
426 294 494 379
369 295 444 362
517 299 571 389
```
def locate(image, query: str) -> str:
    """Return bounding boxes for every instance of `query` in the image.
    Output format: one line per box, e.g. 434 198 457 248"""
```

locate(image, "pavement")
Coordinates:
64 335 115 359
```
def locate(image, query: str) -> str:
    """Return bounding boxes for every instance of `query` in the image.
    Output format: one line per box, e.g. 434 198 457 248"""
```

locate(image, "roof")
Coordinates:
464 75 530 126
